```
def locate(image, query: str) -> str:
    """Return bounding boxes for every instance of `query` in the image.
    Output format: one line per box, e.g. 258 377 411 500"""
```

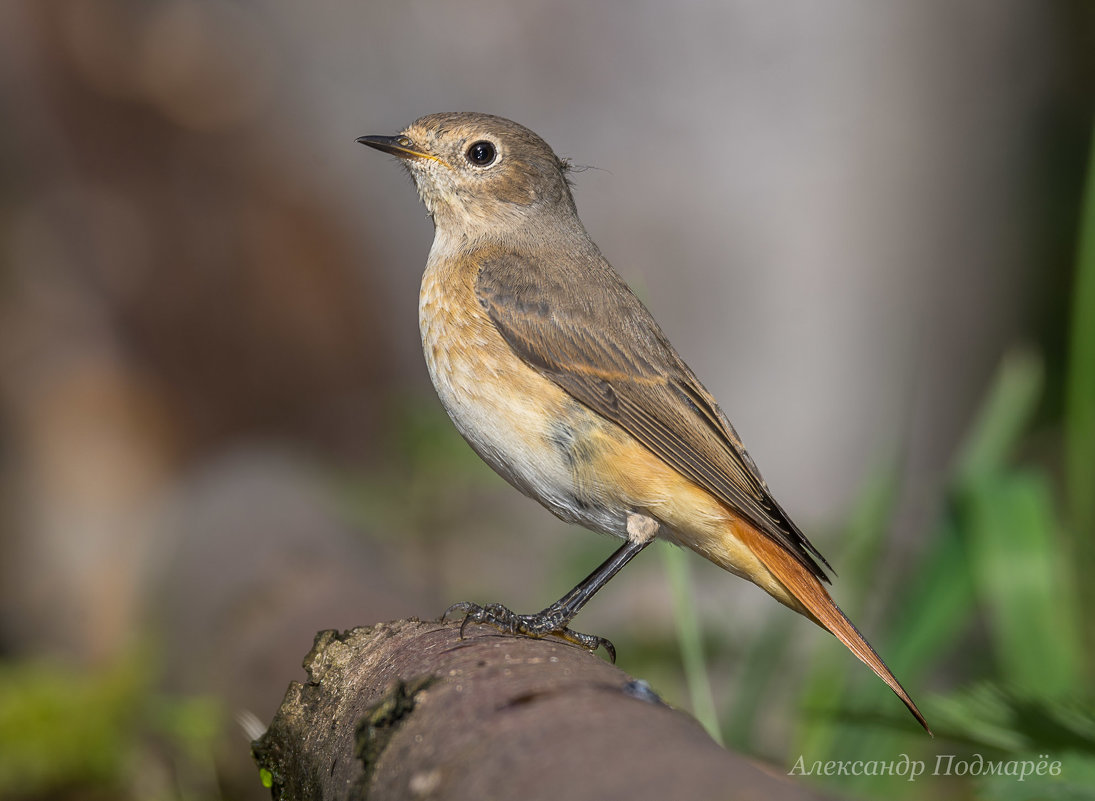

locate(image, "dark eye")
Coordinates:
465 140 496 166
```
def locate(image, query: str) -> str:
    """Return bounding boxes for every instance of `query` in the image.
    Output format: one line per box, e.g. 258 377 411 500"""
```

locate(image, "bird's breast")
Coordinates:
418 251 628 537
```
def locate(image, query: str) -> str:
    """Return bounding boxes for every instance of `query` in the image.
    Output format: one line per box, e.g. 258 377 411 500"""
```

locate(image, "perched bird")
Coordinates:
359 112 929 732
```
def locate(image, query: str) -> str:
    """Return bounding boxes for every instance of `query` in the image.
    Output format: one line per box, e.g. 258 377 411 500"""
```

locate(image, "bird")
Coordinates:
358 112 929 732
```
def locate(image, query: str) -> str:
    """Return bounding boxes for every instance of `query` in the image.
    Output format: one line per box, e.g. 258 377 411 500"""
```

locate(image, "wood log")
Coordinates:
252 618 829 801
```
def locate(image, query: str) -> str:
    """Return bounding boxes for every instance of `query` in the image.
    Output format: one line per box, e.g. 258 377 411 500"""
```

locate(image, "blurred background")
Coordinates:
1 1 1092 799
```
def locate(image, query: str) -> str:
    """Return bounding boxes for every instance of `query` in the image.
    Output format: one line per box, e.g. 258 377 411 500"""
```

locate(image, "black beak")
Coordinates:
356 135 429 160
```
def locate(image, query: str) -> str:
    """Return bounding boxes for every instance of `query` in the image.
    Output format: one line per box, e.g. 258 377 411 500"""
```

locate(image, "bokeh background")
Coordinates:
1 1 1093 799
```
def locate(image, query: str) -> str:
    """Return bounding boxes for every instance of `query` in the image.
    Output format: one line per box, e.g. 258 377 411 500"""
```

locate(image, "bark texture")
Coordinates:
252 618 829 801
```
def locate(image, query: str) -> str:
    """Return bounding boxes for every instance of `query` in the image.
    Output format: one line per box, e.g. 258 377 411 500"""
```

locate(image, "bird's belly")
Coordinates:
419 279 628 538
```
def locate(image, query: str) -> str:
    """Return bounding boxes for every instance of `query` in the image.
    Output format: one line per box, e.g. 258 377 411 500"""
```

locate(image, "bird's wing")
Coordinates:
475 251 832 581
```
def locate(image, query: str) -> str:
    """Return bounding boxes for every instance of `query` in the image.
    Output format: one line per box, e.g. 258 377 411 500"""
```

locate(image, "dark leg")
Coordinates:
444 536 653 662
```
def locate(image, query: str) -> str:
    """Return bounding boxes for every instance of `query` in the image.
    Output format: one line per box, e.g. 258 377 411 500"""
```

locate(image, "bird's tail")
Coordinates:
733 519 931 734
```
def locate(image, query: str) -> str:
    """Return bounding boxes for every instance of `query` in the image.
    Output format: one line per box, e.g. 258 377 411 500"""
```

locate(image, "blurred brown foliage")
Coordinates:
0 4 417 797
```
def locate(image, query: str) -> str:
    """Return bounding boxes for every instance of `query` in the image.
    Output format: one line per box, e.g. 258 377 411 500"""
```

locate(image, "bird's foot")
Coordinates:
442 601 616 662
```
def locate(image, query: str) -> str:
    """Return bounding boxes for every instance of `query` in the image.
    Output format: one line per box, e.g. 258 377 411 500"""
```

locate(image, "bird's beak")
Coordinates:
357 134 438 163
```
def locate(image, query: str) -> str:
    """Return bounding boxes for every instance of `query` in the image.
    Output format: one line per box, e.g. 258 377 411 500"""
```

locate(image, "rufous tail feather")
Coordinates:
734 520 932 734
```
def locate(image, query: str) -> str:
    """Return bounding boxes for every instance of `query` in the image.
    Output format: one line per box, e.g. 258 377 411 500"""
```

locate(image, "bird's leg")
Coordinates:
444 514 658 662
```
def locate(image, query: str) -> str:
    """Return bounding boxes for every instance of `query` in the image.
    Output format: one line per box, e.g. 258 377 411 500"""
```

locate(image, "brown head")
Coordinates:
358 112 579 239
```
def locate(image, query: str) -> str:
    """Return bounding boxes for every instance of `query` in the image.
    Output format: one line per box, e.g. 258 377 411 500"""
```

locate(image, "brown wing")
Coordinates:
475 251 832 581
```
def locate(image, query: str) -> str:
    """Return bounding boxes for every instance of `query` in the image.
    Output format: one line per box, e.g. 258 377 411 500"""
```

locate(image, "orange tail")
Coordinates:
735 521 931 734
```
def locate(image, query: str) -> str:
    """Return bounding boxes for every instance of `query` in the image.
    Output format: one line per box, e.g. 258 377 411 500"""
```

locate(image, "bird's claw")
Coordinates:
441 601 616 662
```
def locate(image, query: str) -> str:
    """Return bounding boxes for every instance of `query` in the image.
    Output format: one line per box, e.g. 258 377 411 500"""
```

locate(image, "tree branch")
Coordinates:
252 618 828 801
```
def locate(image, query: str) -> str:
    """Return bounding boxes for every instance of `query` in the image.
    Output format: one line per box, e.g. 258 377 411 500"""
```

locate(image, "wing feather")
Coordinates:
475 251 832 580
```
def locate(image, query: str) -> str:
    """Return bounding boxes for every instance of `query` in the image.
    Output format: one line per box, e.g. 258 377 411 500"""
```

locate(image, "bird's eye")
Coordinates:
465 140 497 167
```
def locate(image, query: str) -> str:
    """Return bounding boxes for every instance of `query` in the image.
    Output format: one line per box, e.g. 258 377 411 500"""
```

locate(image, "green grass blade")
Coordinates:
953 350 1044 486
882 518 977 678
724 614 795 751
1065 123 1095 534
1065 122 1095 671
929 682 1095 752
963 470 1083 696
662 544 723 745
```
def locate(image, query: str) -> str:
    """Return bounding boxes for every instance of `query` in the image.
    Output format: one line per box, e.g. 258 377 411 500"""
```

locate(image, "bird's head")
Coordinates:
359 112 578 238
